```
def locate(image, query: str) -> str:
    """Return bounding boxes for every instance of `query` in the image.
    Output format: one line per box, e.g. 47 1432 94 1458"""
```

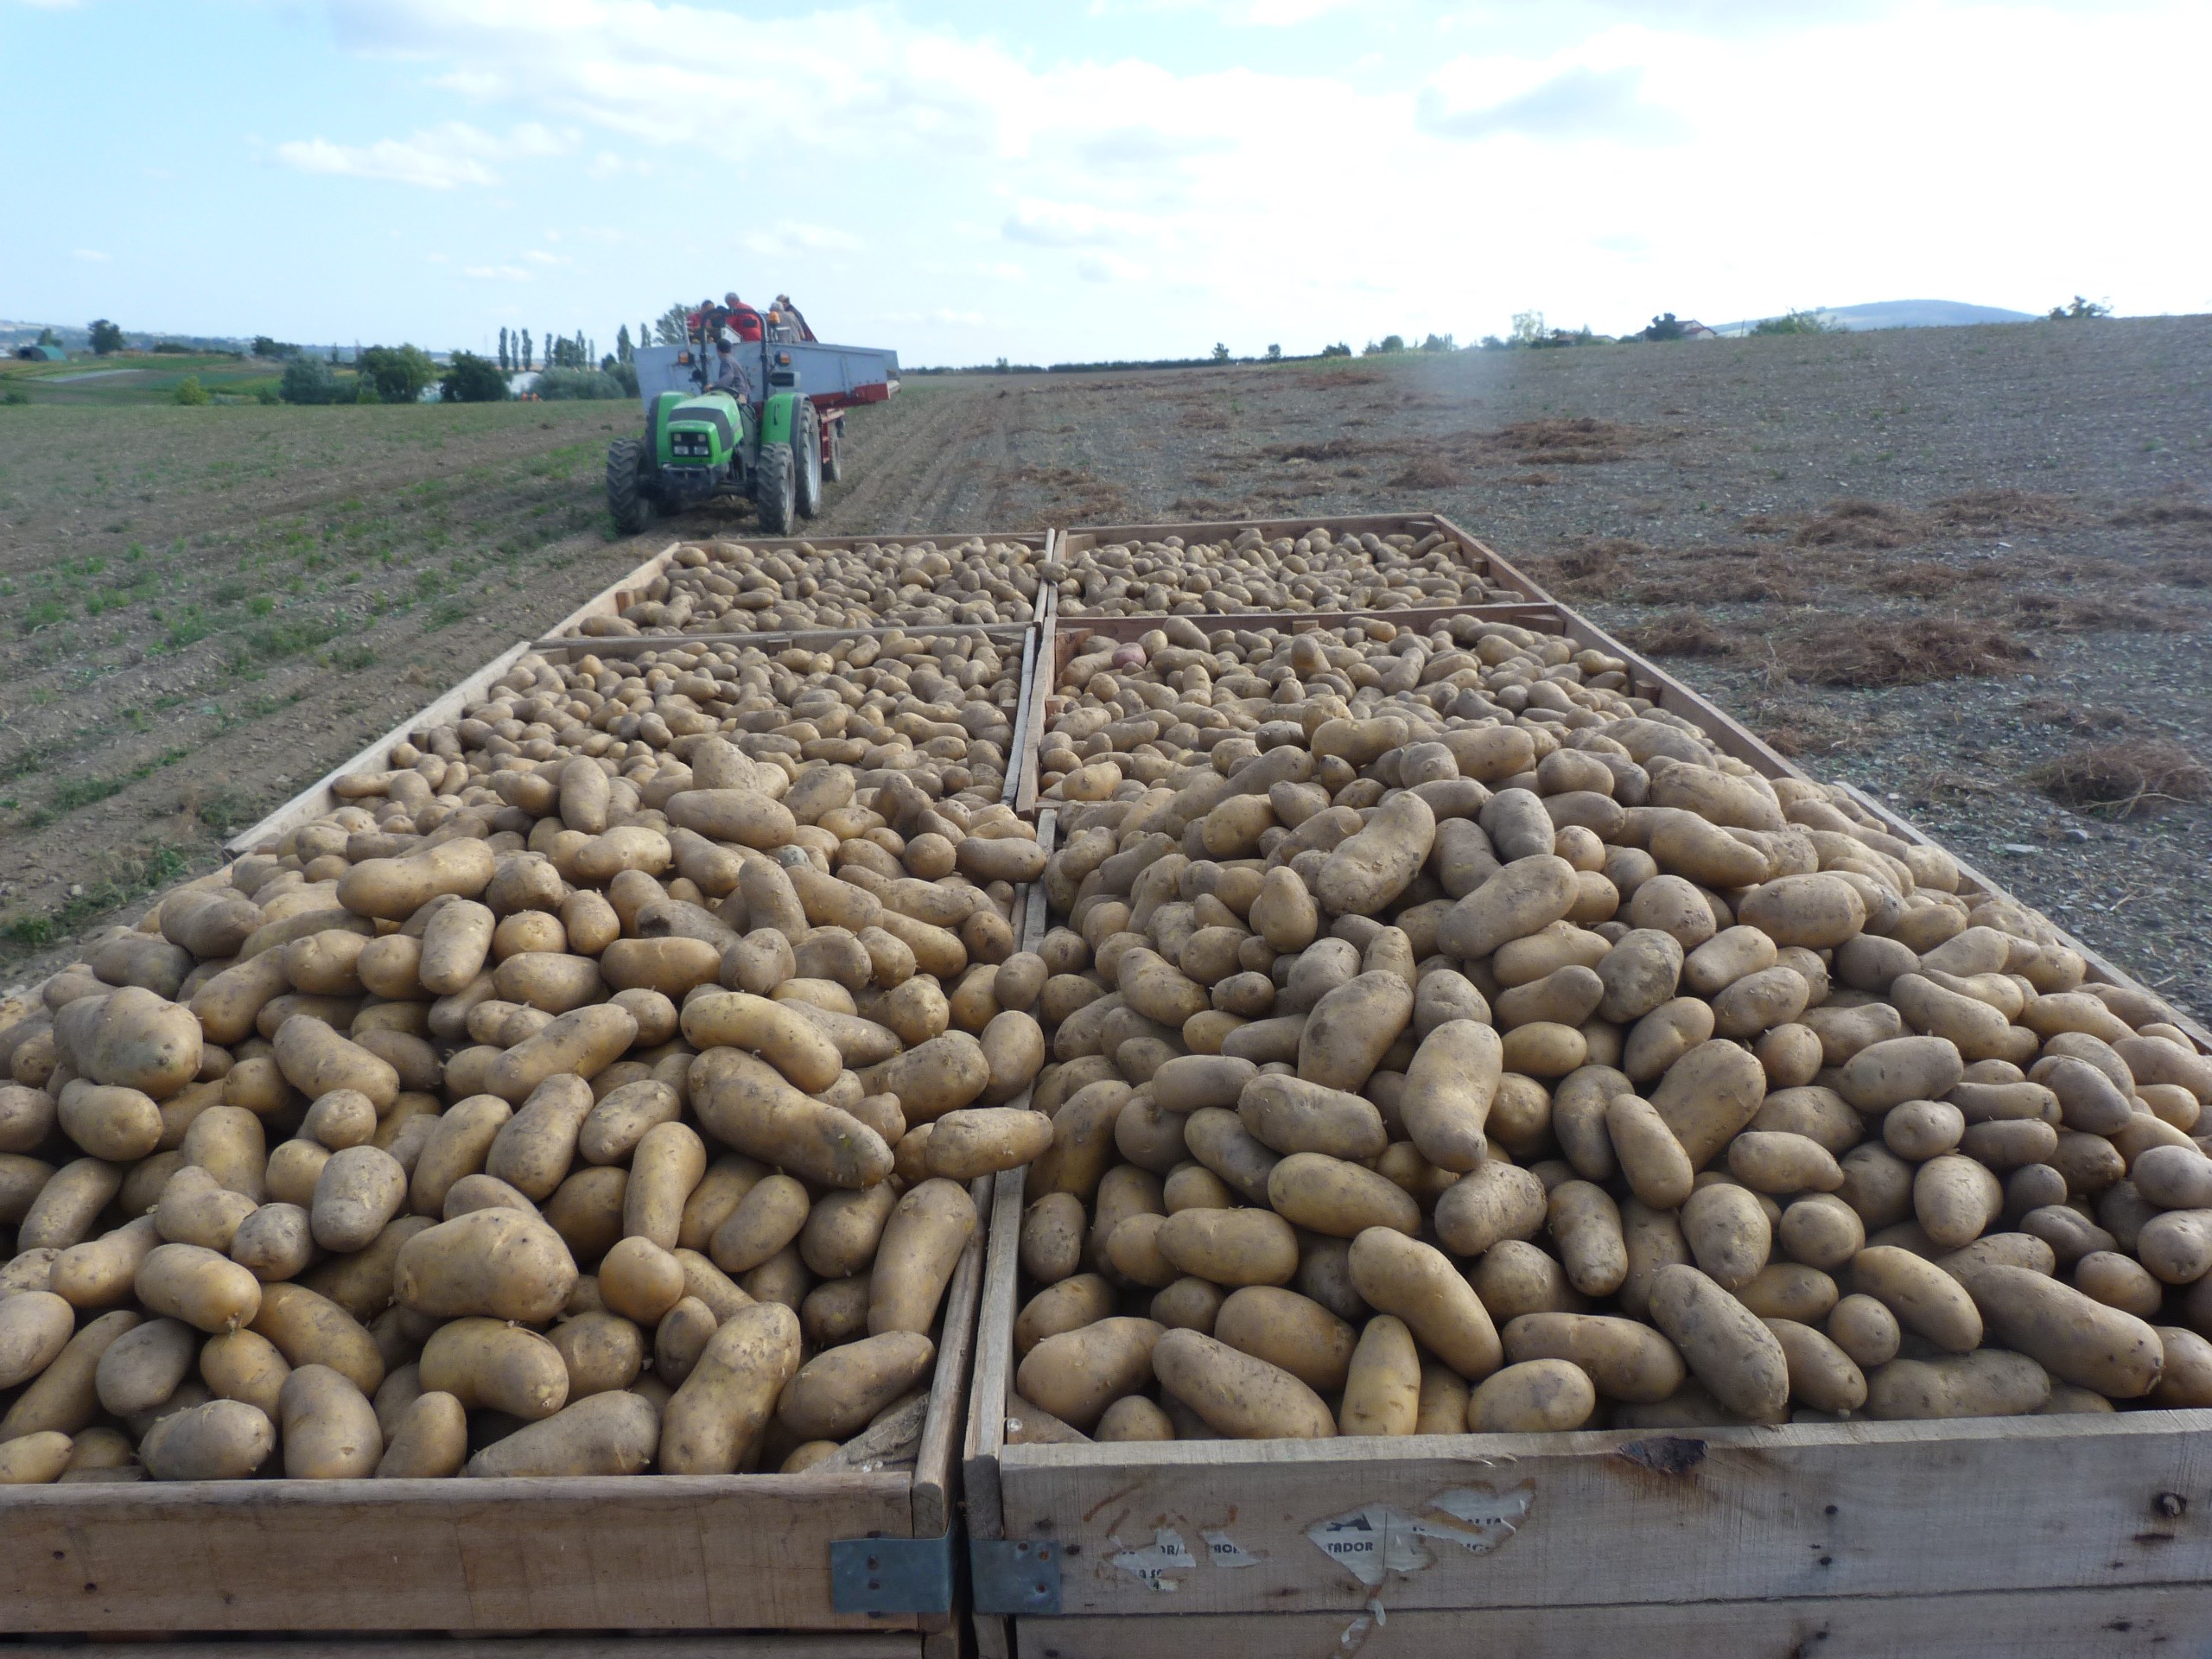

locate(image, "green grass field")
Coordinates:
2 351 286 404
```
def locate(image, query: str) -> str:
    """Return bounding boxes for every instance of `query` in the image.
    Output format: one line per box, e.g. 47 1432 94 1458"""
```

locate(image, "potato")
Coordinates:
1268 1151 1421 1238
1550 1180 1629 1297
1154 1327 1337 1439
1827 1293 1902 1369
279 1363 383 1478
19 1156 125 1251
1015 1317 1165 1429
1239 1073 1387 1161
467 1389 659 1477
94 1315 197 1415
1347 1227 1500 1381
778 1328 935 1440
273 1014 398 1112
50 1215 162 1310
1681 1182 1770 1291
1960 1264 2162 1398
549 1310 647 1399
1865 1350 2050 1420
1765 1317 1867 1412
869 1178 978 1334
0 1307 139 1440
683 990 844 1094
1157 1205 1298 1287
1500 1312 1683 1402
421 1316 570 1420
311 1145 408 1253
1466 1358 1596 1432
0 1429 73 1484
1338 1313 1421 1436
1647 1264 1789 1422
200 1327 291 1417
692 1050 893 1191
377 1389 469 1478
140 1397 276 1480
0 1289 77 1388
1398 1020 1502 1172
926 1108 1054 1181
625 1120 708 1249
1607 1093 1694 1210
1214 1286 1357 1392
1850 1244 1982 1352
393 1207 577 1323
135 1242 262 1334
250 1281 385 1395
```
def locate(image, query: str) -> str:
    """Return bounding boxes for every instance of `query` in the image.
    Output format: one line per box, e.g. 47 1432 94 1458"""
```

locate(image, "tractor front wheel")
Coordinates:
606 436 655 535
795 403 824 519
754 438 797 536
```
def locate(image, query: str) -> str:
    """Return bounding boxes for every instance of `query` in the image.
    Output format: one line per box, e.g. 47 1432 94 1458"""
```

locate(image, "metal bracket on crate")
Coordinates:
830 1532 955 1616
971 1536 1064 1615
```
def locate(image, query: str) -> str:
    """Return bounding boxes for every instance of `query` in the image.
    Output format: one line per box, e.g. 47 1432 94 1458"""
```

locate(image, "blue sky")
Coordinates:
3 0 2206 365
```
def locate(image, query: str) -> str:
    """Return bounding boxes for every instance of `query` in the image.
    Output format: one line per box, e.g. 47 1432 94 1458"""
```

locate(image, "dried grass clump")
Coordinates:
2031 740 2212 817
1929 489 2081 534
1623 611 1736 658
1489 416 1642 465
1389 455 1459 490
1793 499 1924 550
1785 618 2034 687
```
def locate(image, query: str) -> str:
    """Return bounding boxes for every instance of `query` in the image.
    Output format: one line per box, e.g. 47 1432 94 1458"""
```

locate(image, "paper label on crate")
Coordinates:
1200 1529 1262 1568
1111 1527 1194 1591
1307 1483 1535 1588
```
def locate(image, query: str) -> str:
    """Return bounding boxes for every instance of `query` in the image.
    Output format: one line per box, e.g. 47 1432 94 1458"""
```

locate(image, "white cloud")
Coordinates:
463 264 533 281
1420 62 1687 143
1077 252 1151 285
72 247 110 262
276 120 569 188
741 219 866 257
524 249 569 265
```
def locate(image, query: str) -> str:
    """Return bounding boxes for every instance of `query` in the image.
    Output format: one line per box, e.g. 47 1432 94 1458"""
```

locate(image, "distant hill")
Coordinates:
1713 299 2039 336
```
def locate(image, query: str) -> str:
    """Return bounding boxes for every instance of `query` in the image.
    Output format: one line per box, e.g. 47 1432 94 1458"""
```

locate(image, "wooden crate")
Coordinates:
1053 512 1550 610
214 542 693 857
969 598 2212 1656
0 1175 995 1652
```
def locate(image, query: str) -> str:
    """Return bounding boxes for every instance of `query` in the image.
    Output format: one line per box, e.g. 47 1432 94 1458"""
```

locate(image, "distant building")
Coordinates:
1675 320 1719 340
13 344 67 361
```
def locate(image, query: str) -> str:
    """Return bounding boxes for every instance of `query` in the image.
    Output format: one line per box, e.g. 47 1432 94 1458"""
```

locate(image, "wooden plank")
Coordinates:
0 1472 915 1633
3 1640 921 1659
995 1410 2212 1618
223 639 535 855
1000 625 1039 808
543 538 683 638
1440 518 1553 603
1010 1583 2212 1659
908 1173 995 1543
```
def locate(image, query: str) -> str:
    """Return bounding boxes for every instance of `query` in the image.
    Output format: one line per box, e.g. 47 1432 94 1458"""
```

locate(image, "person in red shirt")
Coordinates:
722 292 765 342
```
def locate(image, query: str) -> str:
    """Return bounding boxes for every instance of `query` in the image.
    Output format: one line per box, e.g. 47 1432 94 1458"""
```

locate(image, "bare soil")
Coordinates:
5 317 2208 1020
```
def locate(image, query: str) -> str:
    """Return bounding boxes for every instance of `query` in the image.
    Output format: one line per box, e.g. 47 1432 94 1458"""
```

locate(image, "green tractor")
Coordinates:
606 302 899 536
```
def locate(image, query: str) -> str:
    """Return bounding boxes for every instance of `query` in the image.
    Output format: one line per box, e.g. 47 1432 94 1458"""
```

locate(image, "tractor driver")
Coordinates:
723 292 766 343
712 329 754 402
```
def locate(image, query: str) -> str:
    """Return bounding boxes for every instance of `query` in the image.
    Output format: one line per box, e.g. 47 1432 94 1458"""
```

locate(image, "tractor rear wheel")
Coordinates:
823 416 845 483
795 403 824 519
607 436 654 534
754 438 797 536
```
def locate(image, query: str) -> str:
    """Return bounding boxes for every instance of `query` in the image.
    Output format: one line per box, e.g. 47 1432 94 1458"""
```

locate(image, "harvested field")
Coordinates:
5 315 2209 1017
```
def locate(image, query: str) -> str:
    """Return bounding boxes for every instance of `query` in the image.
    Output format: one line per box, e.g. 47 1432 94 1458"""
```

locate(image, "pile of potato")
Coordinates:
1048 528 1522 617
572 538 1042 637
0 664 1058 1481
416 633 1025 810
1002 617 2212 1442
